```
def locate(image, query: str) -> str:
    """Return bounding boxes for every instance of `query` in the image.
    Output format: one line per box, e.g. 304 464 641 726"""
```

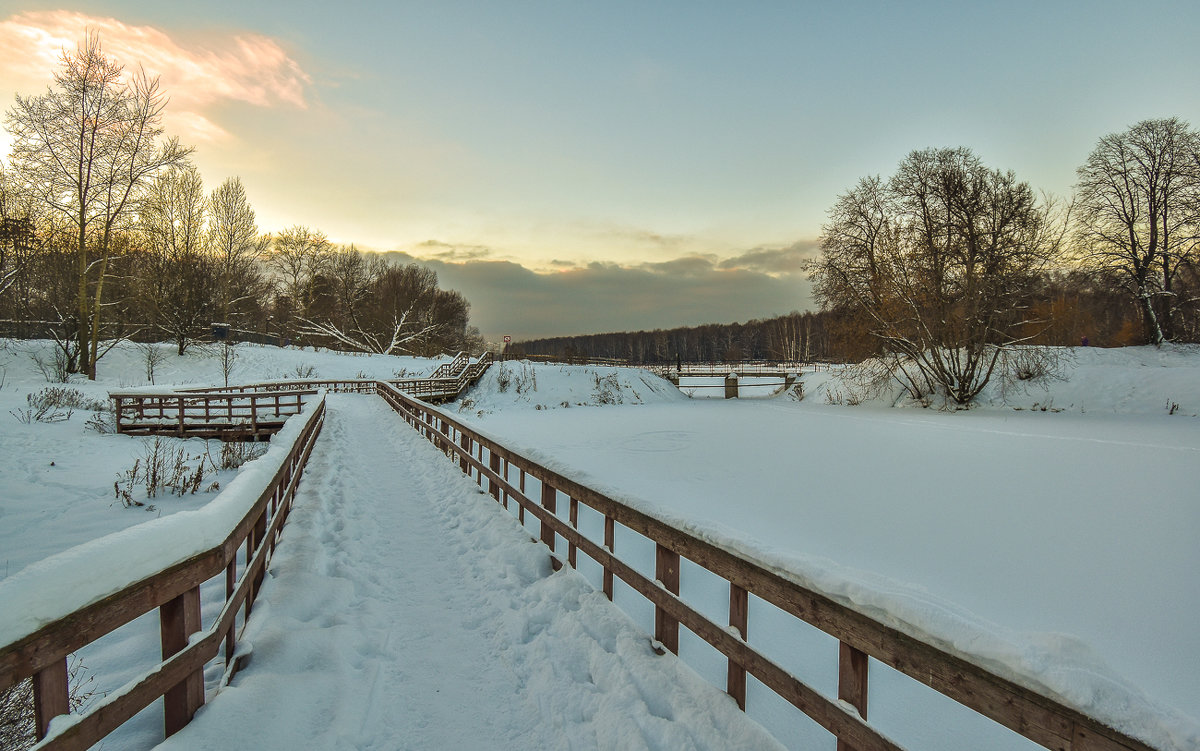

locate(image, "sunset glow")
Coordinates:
3 2 1199 339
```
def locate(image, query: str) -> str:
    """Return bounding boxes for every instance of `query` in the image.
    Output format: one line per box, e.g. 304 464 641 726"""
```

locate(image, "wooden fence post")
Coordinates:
501 459 510 509
568 497 579 568
32 658 69 740
728 583 749 710
489 450 501 502
603 515 615 600
541 482 559 570
837 641 869 751
249 510 267 604
459 432 471 474
518 470 527 524
655 544 680 654
225 561 236 663
161 585 204 736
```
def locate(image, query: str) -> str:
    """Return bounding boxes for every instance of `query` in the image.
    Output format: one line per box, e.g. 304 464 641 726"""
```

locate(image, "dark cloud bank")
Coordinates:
376 241 819 342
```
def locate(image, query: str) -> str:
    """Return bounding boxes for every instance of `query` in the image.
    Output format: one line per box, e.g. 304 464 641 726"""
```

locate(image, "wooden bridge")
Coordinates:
2 370 1161 751
109 351 491 439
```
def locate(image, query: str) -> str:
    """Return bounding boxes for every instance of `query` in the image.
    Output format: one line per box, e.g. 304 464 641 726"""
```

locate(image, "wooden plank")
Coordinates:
160 586 204 736
0 548 223 695
838 642 870 751
224 561 236 664
391 397 1156 751
541 482 559 570
603 515 614 600
519 470 526 524
655 544 680 654
501 458 510 509
465 442 1086 750
728 583 748 710
33 657 69 740
489 450 501 502
40 626 223 751
511 495 902 751
568 497 578 568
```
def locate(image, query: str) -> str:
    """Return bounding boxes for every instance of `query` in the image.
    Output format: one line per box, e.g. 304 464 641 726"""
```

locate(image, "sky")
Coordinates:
2 2 1199 342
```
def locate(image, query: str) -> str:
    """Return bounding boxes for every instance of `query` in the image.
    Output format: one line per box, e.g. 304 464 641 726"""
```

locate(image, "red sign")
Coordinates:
503 336 511 343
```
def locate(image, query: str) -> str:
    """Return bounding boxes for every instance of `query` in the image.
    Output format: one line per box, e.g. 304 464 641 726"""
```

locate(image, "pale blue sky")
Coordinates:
3 2 1199 339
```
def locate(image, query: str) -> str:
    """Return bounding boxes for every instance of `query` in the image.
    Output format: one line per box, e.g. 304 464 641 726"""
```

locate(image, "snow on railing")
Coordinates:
375 381 1162 751
108 353 492 439
110 388 318 438
2 353 492 747
0 395 327 748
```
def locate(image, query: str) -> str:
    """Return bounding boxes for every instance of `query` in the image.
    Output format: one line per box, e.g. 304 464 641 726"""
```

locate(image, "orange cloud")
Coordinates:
0 10 311 143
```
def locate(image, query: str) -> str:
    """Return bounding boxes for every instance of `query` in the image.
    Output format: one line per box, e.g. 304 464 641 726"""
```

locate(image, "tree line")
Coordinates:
0 34 482 380
518 121 1200 404
509 270 1143 368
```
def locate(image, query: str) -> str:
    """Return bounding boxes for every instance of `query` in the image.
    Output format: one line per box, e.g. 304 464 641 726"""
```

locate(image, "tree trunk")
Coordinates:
88 254 109 380
1139 288 1165 346
76 224 90 376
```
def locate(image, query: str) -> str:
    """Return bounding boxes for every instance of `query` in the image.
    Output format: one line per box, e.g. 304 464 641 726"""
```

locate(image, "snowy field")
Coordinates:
457 349 1200 750
0 340 1197 750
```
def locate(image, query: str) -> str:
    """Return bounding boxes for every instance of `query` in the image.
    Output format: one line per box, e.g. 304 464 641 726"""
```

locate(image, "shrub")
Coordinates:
114 437 216 507
0 657 96 750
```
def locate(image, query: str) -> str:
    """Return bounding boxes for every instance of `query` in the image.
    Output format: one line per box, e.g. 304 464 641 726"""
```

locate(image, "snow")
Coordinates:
0 393 322 648
452 348 1200 750
2 339 1197 750
154 395 783 751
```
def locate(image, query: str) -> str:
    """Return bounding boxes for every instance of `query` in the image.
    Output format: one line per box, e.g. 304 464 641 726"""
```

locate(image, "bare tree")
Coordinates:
811 147 1066 405
300 253 446 355
5 32 190 377
206 177 269 325
267 225 332 337
135 163 218 354
1075 117 1200 344
0 163 37 299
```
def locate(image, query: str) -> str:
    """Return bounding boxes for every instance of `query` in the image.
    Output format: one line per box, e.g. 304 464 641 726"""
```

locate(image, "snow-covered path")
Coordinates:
156 395 781 750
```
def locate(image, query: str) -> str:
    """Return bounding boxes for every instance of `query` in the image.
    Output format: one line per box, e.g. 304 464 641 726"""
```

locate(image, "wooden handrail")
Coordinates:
0 397 326 748
373 381 1159 751
5 356 493 747
20 359 1155 751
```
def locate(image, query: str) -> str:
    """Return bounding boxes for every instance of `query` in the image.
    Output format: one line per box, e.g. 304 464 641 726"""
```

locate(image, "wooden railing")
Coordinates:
112 389 318 438
0 396 326 749
112 352 492 439
12 371 1159 750
180 380 375 395
374 381 1158 751
431 351 470 378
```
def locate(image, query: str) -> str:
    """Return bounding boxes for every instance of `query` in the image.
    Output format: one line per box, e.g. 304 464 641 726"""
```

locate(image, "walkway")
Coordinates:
156 394 781 751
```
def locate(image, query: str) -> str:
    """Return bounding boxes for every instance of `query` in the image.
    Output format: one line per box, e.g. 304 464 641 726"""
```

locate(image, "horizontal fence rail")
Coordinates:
112 352 492 439
373 381 1158 751
0 397 327 749
112 389 318 438
11 368 1160 751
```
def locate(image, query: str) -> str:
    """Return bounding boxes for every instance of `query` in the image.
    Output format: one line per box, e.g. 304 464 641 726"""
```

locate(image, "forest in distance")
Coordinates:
0 34 483 382
509 270 1153 365
517 123 1200 380
3 32 1199 388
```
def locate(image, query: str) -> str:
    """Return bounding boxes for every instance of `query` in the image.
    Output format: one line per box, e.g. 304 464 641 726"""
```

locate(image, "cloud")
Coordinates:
717 240 821 276
0 11 311 143
636 255 719 277
372 247 815 342
413 240 494 262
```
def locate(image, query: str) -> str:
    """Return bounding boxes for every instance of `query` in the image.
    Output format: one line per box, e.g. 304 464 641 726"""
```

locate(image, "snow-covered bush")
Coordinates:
210 440 267 471
0 658 96 750
591 372 622 405
113 437 219 507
